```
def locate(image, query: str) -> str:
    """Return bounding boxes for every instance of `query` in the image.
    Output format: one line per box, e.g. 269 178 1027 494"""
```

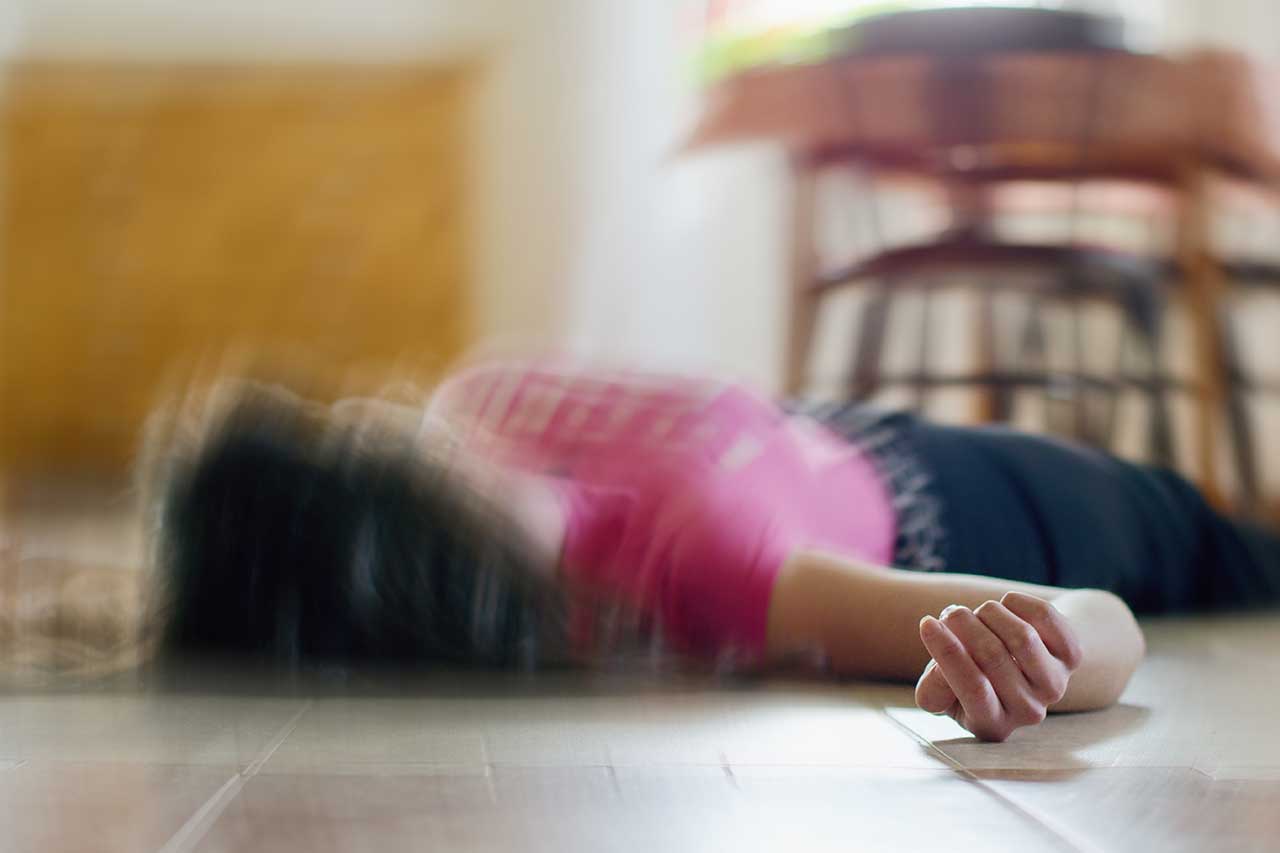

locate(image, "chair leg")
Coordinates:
1220 305 1262 515
786 288 821 398
975 286 1001 423
1129 287 1176 468
1018 292 1049 430
1069 299 1091 443
1101 311 1128 451
914 286 934 413
849 284 892 401
1176 164 1227 505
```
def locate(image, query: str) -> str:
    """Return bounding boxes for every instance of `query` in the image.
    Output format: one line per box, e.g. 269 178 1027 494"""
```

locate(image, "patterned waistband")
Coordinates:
784 402 948 573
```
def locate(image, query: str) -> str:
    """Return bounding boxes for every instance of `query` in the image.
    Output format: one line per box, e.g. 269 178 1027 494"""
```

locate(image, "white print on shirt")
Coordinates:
506 378 567 436
430 363 739 462
717 434 767 472
474 369 523 451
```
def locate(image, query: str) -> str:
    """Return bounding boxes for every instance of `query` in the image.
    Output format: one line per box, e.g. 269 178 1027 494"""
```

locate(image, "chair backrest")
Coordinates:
835 7 1128 58
824 7 1149 179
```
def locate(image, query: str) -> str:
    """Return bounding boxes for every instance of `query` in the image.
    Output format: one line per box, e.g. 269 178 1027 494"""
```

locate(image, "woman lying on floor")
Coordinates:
45 357 1280 740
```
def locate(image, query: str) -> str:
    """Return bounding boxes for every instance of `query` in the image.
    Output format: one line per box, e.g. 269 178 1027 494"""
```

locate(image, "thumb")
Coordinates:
915 658 958 714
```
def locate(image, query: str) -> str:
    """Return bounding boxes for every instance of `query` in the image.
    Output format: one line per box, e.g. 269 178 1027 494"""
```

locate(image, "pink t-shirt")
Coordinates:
428 360 896 663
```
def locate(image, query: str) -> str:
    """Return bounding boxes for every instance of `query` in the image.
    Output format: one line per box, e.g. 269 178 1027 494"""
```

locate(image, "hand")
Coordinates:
914 591 1084 742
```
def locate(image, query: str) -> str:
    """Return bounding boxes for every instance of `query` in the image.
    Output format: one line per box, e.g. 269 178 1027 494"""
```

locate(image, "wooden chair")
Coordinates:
784 7 1231 477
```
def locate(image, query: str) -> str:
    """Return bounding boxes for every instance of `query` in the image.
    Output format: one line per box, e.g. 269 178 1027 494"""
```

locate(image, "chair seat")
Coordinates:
815 232 1172 295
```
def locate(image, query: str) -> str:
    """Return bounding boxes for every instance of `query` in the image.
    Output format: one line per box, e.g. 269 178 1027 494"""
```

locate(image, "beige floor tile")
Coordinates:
703 693 944 768
727 766 1076 852
0 694 305 766
973 768 1280 853
261 697 489 770
0 762 235 853
195 766 1071 853
262 686 943 772
1200 766 1280 781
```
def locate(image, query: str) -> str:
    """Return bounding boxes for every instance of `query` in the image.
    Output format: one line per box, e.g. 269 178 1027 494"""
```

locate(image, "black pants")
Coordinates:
812 407 1280 614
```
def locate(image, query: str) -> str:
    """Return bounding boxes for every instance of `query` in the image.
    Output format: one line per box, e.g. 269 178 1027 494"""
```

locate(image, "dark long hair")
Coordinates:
152 390 572 670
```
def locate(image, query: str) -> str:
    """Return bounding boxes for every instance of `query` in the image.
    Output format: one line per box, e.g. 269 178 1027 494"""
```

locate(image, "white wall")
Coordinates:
552 1 787 386
1161 0 1280 60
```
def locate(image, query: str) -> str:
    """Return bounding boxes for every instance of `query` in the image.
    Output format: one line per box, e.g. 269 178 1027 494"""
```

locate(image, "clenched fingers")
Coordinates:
940 605 1045 729
917 615 1008 739
1001 591 1084 671
975 599 1069 705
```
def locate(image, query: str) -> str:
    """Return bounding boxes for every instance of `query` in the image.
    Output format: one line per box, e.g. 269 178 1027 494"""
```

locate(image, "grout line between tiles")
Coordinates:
881 709 1100 853
605 763 621 797
154 775 244 853
154 700 313 853
242 701 314 777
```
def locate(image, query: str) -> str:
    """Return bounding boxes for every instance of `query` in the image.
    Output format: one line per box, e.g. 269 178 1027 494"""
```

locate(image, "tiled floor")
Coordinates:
4 484 1280 851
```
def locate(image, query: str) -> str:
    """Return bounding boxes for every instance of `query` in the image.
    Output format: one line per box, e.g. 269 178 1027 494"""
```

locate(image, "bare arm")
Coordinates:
766 550 1145 717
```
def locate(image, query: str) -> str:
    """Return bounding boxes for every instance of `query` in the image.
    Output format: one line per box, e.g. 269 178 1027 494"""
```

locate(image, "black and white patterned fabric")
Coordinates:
784 401 948 574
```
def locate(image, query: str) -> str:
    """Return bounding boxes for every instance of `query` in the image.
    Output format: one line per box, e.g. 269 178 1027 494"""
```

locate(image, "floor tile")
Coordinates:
196 766 1071 853
262 687 943 772
262 697 490 770
1200 766 1280 781
728 766 1076 853
0 694 306 766
0 762 235 853
973 768 1280 853
703 693 945 768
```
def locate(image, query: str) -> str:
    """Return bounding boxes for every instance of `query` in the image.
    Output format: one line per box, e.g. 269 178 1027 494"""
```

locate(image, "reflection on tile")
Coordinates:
728 767 1075 853
974 768 1280 853
0 762 234 853
263 689 944 772
0 695 305 765
710 698 944 768
197 766 1069 853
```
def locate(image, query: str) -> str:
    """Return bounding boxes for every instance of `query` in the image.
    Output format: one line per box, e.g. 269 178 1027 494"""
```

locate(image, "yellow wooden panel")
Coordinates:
1 63 475 474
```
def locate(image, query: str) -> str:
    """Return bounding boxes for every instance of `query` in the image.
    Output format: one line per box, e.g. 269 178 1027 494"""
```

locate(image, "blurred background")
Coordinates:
1 0 1278 519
